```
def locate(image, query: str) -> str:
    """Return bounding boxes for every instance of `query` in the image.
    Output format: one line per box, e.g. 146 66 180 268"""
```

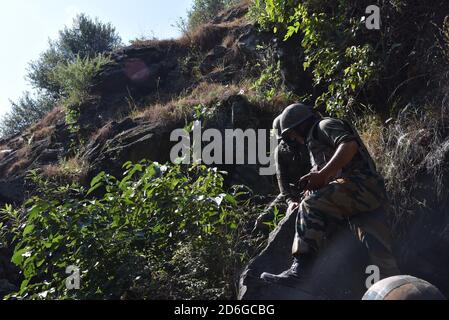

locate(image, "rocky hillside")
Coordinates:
0 3 294 203
0 1 449 299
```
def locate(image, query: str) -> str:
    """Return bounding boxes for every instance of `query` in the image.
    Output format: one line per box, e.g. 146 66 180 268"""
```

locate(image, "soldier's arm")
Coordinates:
319 140 358 181
300 119 359 190
276 147 295 204
300 141 358 190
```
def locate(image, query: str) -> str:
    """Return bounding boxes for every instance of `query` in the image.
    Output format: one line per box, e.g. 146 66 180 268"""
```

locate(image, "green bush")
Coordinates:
2 161 254 299
27 14 121 96
0 14 122 138
51 54 112 131
179 0 239 33
251 0 377 116
0 93 56 137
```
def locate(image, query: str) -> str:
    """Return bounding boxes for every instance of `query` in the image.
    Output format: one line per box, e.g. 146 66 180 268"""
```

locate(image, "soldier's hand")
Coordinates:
300 171 328 191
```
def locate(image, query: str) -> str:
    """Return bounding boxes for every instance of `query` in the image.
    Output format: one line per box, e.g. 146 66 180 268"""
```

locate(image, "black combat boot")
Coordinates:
260 254 315 287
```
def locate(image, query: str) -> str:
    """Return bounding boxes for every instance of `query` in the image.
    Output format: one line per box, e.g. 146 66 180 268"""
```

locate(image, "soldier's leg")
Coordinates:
292 200 328 255
262 174 398 285
292 179 362 256
293 174 395 255
349 209 400 279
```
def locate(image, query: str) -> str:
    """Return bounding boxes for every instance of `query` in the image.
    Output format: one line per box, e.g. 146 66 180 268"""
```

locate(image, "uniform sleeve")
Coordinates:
275 146 294 204
317 118 357 147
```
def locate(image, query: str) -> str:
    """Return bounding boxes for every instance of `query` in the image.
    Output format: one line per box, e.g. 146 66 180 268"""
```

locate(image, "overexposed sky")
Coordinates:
0 0 193 117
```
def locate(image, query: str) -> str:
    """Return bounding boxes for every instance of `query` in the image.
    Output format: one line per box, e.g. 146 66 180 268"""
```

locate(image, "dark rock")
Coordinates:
91 42 189 102
237 25 272 59
206 67 238 84
0 177 25 205
274 35 313 96
84 118 181 180
239 211 370 300
0 279 17 298
33 148 63 165
200 46 232 75
212 3 249 24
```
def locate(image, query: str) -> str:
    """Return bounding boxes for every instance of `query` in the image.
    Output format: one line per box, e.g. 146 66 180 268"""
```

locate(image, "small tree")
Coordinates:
0 14 121 137
186 0 238 31
27 13 122 95
0 93 56 137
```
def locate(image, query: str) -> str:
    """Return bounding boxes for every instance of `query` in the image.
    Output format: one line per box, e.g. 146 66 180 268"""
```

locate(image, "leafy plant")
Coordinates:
0 93 56 137
3 161 254 300
252 0 377 116
51 54 111 132
27 14 121 96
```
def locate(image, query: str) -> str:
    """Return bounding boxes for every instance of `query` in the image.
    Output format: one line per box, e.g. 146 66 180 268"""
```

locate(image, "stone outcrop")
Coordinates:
239 210 370 300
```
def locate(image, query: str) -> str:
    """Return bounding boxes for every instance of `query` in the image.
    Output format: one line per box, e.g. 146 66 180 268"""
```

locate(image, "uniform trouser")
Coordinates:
292 172 400 279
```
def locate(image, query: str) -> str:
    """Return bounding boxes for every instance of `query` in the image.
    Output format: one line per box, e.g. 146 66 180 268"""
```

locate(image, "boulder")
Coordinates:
0 177 24 205
0 279 17 299
239 210 370 300
91 42 190 102
84 118 181 180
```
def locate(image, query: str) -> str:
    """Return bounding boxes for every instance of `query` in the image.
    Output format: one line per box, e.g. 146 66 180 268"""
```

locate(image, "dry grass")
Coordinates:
17 144 32 159
180 23 230 51
222 34 236 48
24 106 64 143
29 107 64 134
6 159 30 177
356 114 385 163
90 122 114 142
41 157 88 184
130 38 186 50
136 78 301 126
137 81 245 124
355 103 449 232
33 126 56 141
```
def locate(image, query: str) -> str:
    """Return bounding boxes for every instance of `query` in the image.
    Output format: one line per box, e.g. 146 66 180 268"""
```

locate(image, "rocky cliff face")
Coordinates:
0 4 302 296
0 3 449 299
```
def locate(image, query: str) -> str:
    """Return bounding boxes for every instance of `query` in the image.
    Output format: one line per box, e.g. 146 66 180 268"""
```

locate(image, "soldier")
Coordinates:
253 115 310 233
261 103 400 286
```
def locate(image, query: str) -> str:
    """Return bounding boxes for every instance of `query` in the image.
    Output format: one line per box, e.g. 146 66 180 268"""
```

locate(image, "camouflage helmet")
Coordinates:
272 115 282 141
363 275 445 300
280 103 314 137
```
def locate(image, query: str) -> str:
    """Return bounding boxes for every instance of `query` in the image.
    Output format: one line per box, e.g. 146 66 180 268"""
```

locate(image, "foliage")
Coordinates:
252 59 282 101
0 14 121 138
179 0 239 33
2 161 255 299
0 93 56 137
51 54 112 132
27 14 121 96
251 0 377 116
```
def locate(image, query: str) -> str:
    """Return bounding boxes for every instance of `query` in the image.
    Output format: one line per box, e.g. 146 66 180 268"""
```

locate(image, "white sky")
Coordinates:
0 0 193 117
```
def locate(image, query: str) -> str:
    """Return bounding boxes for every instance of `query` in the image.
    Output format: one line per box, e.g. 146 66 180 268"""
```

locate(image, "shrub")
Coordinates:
251 0 378 116
0 93 56 138
27 14 121 95
355 102 449 232
0 14 122 138
51 54 112 131
178 0 239 33
3 161 255 299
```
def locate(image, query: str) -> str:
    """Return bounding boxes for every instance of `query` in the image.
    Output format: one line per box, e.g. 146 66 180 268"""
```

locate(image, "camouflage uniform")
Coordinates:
259 141 310 225
292 118 400 278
